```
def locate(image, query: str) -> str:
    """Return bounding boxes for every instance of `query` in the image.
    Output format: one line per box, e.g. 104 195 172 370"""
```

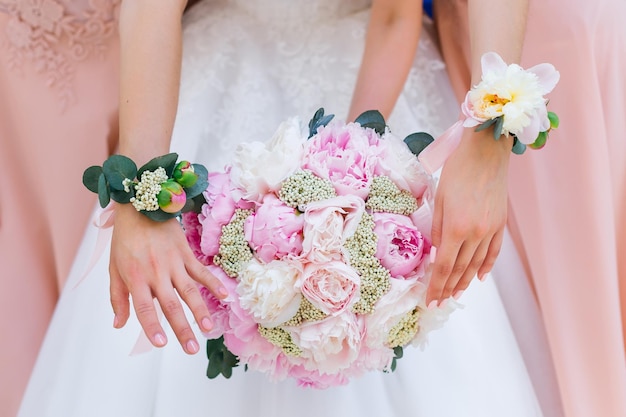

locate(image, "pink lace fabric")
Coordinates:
0 0 120 109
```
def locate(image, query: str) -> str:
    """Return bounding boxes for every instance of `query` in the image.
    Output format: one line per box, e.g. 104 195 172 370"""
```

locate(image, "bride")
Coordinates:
19 0 549 416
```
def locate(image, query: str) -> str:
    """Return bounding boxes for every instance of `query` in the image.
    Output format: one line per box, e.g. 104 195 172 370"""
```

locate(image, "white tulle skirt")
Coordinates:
19 1 545 416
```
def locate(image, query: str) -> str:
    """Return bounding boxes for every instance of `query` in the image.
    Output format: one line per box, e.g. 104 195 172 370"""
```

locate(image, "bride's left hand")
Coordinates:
426 128 512 306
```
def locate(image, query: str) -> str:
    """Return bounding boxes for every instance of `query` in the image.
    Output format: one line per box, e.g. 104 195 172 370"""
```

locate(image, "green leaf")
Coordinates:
97 173 110 208
493 116 504 140
474 118 497 133
529 131 548 150
547 111 560 129
308 108 335 138
206 351 223 379
110 189 133 204
137 153 179 178
182 193 207 214
511 137 527 155
102 155 137 191
354 110 386 135
83 165 103 193
205 337 239 379
183 164 209 199
393 346 404 359
141 209 178 222
403 132 434 157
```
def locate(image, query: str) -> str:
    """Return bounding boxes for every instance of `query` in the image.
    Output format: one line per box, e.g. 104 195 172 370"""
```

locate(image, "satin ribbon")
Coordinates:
417 120 464 175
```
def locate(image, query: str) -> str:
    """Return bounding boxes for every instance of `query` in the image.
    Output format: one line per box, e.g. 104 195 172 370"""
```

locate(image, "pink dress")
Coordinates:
434 0 626 416
0 1 119 415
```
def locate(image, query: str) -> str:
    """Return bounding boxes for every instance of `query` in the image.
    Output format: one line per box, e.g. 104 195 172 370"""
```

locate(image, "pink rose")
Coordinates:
298 261 360 316
288 313 363 374
301 195 365 264
244 194 304 263
373 212 428 278
303 122 381 199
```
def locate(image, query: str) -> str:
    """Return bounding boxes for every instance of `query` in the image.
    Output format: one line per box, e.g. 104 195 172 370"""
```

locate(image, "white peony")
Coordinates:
230 117 306 202
236 258 303 327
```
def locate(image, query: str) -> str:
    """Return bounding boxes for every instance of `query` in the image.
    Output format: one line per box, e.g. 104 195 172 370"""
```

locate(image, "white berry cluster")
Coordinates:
386 307 421 348
214 209 254 277
366 176 418 216
129 167 168 212
278 170 336 211
258 325 302 357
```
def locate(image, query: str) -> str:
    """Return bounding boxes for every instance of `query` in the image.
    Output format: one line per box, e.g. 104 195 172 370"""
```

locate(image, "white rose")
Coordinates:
230 118 306 202
301 195 365 264
236 258 302 327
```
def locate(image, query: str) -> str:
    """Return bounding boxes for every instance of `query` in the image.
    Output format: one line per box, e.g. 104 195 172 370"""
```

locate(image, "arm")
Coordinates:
426 0 528 305
347 0 423 121
111 0 227 354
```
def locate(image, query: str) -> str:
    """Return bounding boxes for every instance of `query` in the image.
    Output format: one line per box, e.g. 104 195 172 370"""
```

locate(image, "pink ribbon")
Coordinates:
418 120 465 174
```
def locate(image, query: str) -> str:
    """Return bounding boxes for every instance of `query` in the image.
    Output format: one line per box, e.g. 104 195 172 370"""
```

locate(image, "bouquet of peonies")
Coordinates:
182 109 455 388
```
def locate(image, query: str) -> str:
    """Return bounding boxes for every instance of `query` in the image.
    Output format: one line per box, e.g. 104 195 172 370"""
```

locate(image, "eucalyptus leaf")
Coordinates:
137 153 179 178
393 346 404 359
308 108 335 138
390 357 397 372
183 164 209 199
547 111 560 129
83 165 103 193
206 351 223 379
493 116 504 140
103 155 138 191
529 131 548 150
110 189 133 204
97 173 110 208
511 137 527 155
474 118 497 133
354 110 386 135
403 132 434 157
141 209 178 222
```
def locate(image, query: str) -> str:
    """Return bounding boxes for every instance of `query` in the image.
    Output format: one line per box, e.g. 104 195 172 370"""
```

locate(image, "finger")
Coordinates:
186 254 228 300
477 229 504 280
154 284 200 355
439 241 479 302
131 284 168 348
426 235 462 307
431 194 444 248
452 238 491 299
172 269 214 334
109 265 130 328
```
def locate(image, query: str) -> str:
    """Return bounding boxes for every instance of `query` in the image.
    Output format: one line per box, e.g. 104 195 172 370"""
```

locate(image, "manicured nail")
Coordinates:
438 299 448 308
427 300 438 310
186 339 199 354
453 290 464 300
153 333 167 347
113 315 120 328
429 247 437 264
218 286 228 297
478 273 487 282
201 317 213 331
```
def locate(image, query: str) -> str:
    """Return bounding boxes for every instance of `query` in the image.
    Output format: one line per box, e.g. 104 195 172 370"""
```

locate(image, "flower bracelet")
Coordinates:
462 52 560 154
82 153 208 221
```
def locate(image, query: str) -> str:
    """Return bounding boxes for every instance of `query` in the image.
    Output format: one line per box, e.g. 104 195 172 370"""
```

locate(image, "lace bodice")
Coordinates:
0 0 120 109
229 0 370 22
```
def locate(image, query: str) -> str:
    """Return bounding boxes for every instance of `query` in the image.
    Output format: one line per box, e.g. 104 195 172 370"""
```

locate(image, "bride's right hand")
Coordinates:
109 204 228 354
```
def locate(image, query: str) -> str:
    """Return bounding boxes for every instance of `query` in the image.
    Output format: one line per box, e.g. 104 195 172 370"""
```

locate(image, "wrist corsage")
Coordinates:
82 153 208 221
462 52 560 154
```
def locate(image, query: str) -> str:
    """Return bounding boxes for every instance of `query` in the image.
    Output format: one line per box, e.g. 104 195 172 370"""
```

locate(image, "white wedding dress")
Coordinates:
19 1 546 416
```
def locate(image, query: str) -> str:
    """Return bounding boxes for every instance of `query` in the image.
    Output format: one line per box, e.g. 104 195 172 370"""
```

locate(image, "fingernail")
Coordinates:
201 317 213 331
113 315 120 328
429 247 437 264
218 286 228 297
453 290 464 300
154 333 167 347
478 273 487 282
186 339 199 354
438 299 448 308
427 300 438 310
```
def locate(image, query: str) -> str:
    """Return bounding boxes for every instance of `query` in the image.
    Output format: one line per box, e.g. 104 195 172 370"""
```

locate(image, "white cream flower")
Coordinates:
230 117 306 203
236 258 302 328
462 52 560 144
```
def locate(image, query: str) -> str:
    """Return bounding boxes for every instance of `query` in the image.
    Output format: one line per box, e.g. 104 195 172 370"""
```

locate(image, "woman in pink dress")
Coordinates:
434 0 626 416
0 1 119 415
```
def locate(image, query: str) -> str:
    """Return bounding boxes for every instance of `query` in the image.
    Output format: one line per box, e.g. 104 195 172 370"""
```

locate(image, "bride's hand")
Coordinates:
109 204 228 354
426 128 512 306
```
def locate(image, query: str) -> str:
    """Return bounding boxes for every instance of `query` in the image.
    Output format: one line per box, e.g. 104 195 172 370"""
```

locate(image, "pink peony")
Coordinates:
244 194 304 263
298 261 360 316
288 365 349 389
373 212 427 278
301 195 365 264
181 212 210 265
303 122 381 199
289 313 363 374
